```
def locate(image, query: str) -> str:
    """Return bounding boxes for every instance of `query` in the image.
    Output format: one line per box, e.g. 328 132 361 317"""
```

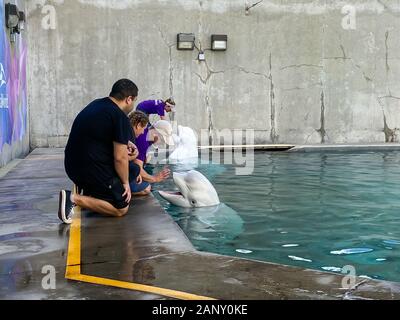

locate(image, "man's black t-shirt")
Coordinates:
65 97 133 186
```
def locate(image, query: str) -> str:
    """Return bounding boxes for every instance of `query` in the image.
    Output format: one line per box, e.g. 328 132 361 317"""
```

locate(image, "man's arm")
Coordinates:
114 142 131 203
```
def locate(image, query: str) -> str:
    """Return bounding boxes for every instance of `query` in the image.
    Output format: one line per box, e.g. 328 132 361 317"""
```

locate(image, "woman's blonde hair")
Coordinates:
129 111 149 128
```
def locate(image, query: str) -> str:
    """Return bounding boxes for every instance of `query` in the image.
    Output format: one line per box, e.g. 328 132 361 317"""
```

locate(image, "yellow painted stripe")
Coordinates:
69 274 215 301
65 207 81 278
65 186 216 300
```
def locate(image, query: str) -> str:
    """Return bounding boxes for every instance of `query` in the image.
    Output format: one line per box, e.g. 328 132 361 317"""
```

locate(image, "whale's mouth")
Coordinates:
163 191 182 196
158 190 191 207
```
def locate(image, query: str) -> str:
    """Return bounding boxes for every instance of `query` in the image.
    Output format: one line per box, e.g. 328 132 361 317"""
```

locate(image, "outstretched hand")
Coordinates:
155 166 171 183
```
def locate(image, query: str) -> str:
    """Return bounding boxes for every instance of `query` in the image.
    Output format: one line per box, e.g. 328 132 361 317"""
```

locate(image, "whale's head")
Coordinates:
159 170 220 208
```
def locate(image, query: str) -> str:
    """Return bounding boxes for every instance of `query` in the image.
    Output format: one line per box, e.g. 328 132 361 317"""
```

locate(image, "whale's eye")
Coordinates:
191 200 196 205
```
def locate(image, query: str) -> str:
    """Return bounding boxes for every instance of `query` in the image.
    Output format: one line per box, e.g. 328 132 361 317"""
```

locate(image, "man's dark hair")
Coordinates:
129 111 149 128
110 79 139 100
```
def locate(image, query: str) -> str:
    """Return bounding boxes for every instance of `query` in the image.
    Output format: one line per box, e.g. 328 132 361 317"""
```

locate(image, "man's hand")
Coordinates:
136 174 143 184
122 183 132 203
155 167 171 183
128 142 139 161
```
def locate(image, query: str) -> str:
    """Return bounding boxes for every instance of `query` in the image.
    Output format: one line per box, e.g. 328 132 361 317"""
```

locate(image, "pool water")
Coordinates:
152 151 400 282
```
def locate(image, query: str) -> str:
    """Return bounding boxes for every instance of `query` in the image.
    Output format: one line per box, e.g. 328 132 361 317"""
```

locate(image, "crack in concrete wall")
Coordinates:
346 48 374 84
317 24 328 145
269 53 278 143
378 94 400 104
280 64 323 70
234 64 274 142
324 43 373 85
158 27 175 98
236 66 269 79
168 46 174 98
194 63 225 85
354 64 373 82
383 113 397 142
324 44 351 61
205 94 214 145
234 64 276 144
317 90 326 144
304 131 315 144
194 60 226 145
325 43 373 84
378 93 400 142
340 45 347 60
198 0 215 145
385 31 390 74
195 61 276 144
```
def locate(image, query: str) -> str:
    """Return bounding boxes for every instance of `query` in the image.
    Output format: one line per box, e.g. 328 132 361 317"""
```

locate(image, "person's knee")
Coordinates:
132 185 151 196
144 185 152 194
116 206 129 217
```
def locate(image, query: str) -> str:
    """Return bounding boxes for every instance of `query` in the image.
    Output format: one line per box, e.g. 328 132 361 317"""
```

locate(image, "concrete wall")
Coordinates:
26 0 400 147
0 0 29 167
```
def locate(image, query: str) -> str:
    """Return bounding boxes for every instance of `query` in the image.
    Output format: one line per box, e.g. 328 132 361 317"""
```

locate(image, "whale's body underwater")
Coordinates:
158 170 243 241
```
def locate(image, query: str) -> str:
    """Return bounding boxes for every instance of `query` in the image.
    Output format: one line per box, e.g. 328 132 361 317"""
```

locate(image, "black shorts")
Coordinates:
69 174 129 210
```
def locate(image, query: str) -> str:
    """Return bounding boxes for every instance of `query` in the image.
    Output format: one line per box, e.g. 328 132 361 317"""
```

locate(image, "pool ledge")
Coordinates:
289 143 400 153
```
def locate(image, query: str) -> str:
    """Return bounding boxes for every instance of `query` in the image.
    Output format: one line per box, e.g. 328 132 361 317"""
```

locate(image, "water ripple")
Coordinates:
330 248 374 255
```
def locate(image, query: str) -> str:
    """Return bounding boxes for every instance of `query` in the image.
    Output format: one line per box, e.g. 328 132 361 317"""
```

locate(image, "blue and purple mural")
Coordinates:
0 0 27 153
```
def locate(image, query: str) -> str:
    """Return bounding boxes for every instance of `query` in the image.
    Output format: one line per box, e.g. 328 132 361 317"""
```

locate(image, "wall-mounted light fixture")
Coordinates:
177 33 195 51
5 3 19 28
211 35 228 51
5 3 25 42
177 33 228 62
19 11 25 31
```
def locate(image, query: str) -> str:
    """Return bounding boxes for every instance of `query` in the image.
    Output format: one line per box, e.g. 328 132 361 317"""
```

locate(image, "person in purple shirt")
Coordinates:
136 98 176 120
127 111 151 196
128 112 174 196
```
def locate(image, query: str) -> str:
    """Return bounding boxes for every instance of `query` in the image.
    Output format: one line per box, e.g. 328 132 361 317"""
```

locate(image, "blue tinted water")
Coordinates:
153 151 400 282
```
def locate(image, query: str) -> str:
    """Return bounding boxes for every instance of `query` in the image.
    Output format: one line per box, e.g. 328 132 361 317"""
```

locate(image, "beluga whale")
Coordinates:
158 170 243 242
159 170 219 208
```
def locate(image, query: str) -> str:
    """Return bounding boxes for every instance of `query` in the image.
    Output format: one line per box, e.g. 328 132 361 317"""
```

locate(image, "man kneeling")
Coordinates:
58 79 139 224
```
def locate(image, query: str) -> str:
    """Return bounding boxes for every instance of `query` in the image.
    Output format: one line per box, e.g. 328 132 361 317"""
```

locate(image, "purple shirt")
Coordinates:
136 100 166 117
135 127 154 162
